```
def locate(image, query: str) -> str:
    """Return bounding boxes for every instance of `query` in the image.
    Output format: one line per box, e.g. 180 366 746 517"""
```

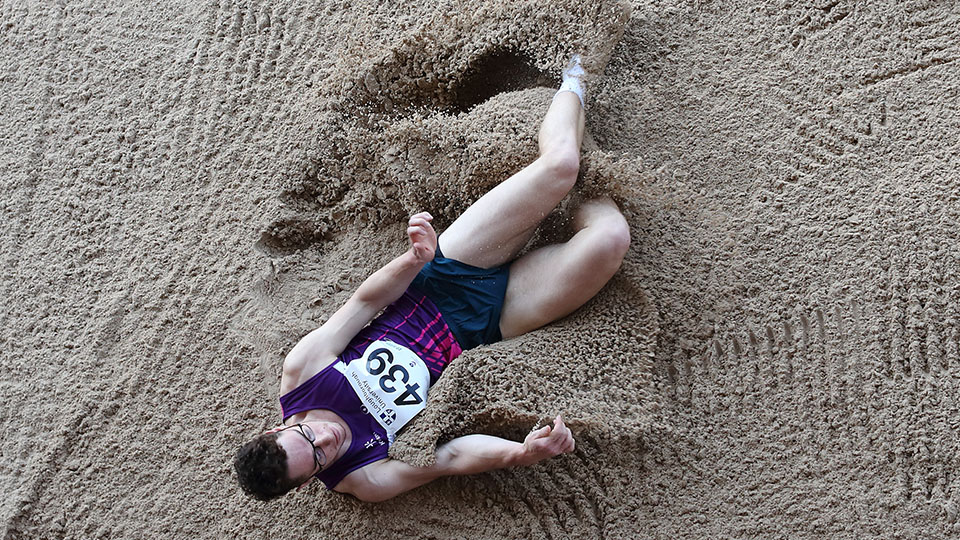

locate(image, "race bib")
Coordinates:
335 340 430 443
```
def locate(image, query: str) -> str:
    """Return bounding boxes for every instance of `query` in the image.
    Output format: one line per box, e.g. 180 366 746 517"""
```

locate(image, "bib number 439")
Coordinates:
365 347 423 406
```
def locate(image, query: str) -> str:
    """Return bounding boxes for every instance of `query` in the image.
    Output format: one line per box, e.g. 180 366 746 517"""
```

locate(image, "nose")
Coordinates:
316 426 337 447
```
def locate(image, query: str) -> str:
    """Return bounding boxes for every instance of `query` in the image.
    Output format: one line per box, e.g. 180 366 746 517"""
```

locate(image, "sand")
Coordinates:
2 0 959 538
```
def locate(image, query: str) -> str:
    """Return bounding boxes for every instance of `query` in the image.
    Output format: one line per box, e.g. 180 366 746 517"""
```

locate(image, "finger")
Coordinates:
554 414 565 431
410 222 433 234
412 211 433 221
409 216 432 227
550 424 572 444
550 427 569 444
532 425 551 439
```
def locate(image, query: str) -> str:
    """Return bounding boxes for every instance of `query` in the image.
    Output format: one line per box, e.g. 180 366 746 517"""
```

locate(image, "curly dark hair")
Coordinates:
234 433 299 501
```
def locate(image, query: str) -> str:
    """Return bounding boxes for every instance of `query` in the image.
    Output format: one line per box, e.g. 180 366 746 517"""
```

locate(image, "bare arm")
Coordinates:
281 213 437 392
342 415 576 502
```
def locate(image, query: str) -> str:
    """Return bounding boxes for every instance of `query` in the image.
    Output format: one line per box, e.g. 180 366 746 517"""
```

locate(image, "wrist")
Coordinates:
509 442 536 467
401 248 428 268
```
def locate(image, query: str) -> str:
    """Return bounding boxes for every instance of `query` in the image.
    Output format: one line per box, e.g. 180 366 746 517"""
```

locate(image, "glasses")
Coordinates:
279 424 327 473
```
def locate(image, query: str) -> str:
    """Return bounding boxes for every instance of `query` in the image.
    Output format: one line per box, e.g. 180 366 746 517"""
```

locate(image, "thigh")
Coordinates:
497 240 615 339
498 202 629 338
438 156 573 269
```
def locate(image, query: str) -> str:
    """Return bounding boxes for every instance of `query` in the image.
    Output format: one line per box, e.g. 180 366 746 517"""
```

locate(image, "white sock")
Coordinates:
555 54 585 108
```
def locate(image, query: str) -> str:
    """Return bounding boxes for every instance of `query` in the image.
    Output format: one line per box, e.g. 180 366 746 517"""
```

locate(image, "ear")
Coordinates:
263 426 284 435
295 477 315 491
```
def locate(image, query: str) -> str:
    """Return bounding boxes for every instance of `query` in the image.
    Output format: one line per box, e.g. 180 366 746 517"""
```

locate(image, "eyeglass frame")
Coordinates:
278 423 327 474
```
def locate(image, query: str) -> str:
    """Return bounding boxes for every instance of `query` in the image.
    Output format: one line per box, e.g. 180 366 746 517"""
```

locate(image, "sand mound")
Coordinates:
3 0 960 538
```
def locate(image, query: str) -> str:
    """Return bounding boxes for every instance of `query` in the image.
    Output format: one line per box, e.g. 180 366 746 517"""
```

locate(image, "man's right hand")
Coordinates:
517 414 576 466
407 212 436 263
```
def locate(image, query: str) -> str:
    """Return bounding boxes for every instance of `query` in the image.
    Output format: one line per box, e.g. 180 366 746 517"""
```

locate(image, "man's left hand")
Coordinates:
517 414 576 466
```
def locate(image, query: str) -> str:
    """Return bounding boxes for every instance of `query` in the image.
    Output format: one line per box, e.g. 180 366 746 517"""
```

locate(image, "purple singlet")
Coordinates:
279 286 463 489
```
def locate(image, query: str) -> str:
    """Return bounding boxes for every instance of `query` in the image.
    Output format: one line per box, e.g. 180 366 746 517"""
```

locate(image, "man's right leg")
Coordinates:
438 65 587 270
498 197 630 339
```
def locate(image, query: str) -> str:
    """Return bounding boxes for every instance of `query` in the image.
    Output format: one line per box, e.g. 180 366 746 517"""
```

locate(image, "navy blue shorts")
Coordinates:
410 246 510 350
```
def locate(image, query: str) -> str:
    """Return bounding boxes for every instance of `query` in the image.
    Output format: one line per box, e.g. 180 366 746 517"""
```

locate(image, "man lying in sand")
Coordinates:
234 55 630 502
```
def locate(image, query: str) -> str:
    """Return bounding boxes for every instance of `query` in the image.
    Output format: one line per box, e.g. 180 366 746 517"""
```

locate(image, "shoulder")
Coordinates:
335 458 437 503
280 328 342 395
331 458 386 501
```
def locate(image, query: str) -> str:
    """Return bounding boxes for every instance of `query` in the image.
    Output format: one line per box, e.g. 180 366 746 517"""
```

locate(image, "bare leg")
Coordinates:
539 90 585 154
438 91 586 269
499 197 630 339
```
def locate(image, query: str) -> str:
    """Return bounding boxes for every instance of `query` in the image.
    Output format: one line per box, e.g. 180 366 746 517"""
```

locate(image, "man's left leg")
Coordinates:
498 196 630 339
438 57 587 270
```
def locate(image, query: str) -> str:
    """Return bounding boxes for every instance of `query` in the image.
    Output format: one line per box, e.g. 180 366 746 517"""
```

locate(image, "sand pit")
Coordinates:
2 0 960 538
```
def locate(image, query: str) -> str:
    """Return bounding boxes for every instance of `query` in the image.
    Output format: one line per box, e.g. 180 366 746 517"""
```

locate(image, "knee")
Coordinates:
599 215 631 265
589 211 631 272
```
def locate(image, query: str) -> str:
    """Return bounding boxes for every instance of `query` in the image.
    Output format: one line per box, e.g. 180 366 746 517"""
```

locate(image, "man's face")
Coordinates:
273 421 346 484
